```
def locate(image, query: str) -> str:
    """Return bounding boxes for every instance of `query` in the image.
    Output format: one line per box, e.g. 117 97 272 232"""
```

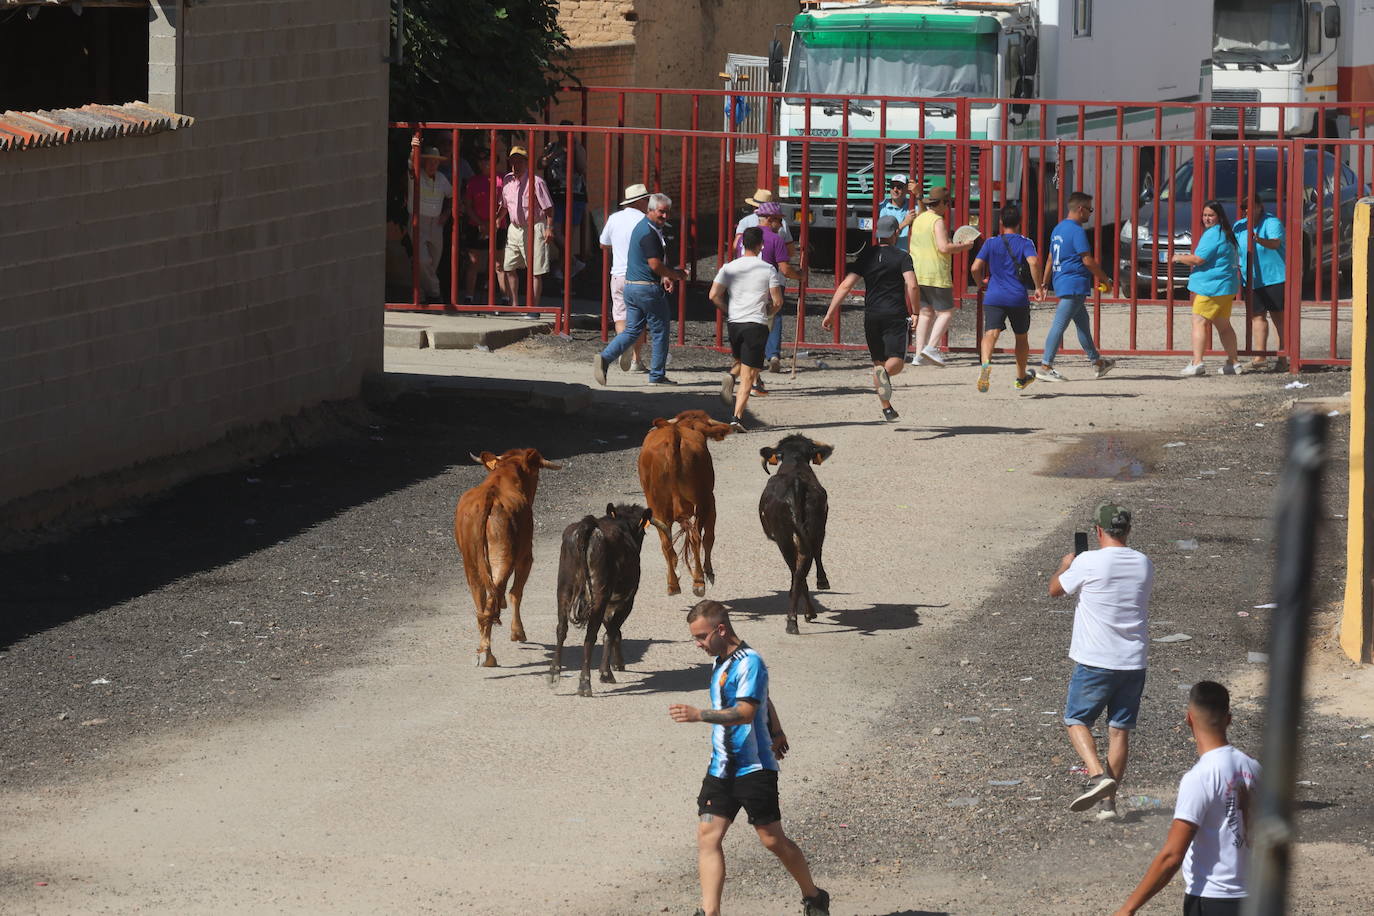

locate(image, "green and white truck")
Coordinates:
769 0 1216 264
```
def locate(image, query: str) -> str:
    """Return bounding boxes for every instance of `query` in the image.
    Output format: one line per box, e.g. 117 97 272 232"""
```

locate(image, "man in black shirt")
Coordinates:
820 215 918 421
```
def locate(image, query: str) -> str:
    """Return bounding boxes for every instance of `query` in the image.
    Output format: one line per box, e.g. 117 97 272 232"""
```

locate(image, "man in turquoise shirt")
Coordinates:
1233 190 1286 370
877 175 913 245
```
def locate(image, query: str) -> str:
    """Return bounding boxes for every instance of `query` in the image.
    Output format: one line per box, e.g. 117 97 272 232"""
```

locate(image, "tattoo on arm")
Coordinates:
699 708 746 725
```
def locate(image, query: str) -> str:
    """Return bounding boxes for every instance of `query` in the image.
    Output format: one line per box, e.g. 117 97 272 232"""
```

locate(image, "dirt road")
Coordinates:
3 333 1369 914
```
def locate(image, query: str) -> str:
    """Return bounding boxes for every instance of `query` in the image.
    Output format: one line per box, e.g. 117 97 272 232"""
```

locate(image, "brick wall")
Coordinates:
0 0 389 508
558 0 636 48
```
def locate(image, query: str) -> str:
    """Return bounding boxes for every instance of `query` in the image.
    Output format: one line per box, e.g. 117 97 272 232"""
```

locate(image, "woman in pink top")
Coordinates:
460 155 505 304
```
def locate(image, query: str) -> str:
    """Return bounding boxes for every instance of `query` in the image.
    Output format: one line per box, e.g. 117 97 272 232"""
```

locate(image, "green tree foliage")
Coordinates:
390 0 574 124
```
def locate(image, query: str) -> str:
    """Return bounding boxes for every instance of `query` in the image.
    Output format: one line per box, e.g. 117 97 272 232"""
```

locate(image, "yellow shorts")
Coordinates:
1192 294 1234 321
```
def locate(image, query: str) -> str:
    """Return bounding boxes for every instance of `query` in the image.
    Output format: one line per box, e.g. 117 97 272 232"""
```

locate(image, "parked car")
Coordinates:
1119 147 1367 295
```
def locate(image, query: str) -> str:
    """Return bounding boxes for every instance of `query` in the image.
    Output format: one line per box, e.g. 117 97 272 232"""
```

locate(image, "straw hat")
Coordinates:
620 183 651 206
420 146 444 160
923 186 952 206
745 188 775 207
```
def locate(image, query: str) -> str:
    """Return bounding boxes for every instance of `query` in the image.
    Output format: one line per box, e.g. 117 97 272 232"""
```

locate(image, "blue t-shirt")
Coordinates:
707 644 778 778
979 232 1037 308
878 199 912 242
1050 218 1093 296
1233 212 1286 289
627 217 666 283
1187 225 1240 297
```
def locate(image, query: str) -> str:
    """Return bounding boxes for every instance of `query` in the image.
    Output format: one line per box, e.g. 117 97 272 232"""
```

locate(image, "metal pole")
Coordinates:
1242 410 1328 916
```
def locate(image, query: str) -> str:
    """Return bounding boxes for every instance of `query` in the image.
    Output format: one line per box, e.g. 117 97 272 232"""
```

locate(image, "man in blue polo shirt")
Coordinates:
877 174 913 246
1234 189 1287 371
592 192 686 386
1038 191 1118 381
669 600 830 916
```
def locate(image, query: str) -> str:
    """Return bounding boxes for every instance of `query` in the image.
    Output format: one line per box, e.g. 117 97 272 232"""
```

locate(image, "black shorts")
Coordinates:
1248 282 1284 313
728 321 770 369
983 304 1031 335
864 313 909 363
697 770 781 826
1183 894 1242 916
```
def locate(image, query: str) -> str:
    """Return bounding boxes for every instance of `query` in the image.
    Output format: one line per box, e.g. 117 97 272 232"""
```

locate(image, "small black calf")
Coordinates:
549 502 653 696
758 435 834 634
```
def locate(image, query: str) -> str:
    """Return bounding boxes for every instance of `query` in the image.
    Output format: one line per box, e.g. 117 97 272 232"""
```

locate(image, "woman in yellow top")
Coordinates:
908 187 976 366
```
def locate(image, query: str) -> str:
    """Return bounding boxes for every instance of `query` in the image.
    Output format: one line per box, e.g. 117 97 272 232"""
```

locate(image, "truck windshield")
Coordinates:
1213 0 1304 65
784 29 997 103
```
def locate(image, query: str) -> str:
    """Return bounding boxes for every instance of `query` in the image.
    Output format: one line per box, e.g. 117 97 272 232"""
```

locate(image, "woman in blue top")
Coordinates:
1172 199 1241 376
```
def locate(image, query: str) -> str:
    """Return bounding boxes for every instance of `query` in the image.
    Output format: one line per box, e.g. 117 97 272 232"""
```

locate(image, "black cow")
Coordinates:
758 435 833 634
548 502 655 697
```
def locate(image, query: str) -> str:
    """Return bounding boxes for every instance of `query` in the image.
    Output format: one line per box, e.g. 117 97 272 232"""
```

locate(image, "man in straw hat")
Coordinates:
497 145 553 309
909 186 976 366
820 214 917 422
599 183 653 372
408 139 453 303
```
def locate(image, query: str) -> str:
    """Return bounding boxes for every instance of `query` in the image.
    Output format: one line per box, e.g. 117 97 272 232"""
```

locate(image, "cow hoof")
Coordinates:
692 584 706 597
510 629 526 642
817 577 830 591
805 612 818 622
600 672 616 684
577 681 593 698
481 654 498 668
667 584 681 596
614 663 626 672
785 620 800 635
546 671 559 687
705 569 716 585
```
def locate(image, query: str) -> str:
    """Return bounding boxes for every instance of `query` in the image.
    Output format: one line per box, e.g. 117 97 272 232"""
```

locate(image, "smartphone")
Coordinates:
1074 531 1089 556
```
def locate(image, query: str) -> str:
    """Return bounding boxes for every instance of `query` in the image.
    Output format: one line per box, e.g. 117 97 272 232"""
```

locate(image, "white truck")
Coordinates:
770 0 1216 265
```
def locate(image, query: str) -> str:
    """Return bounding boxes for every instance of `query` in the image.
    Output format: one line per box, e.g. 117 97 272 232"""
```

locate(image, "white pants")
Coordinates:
417 216 445 298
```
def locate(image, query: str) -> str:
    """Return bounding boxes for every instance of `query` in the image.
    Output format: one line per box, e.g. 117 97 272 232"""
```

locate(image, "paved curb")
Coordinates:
427 323 551 350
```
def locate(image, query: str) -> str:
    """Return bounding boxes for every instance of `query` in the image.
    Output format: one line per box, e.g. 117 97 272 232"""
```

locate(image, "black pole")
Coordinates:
1243 410 1328 916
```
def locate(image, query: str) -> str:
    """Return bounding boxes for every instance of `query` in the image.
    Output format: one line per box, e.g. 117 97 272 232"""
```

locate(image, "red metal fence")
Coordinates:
389 92 1372 369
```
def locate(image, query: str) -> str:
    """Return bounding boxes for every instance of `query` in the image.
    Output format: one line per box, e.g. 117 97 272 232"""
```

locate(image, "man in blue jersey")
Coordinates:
668 600 830 916
1037 191 1118 381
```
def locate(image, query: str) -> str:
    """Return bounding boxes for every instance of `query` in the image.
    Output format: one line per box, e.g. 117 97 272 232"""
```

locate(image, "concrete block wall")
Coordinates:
0 0 389 508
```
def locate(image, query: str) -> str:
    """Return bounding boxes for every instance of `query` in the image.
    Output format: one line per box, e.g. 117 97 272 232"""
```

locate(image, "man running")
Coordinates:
710 227 784 432
971 204 1046 393
1113 682 1260 916
821 214 918 421
668 600 830 916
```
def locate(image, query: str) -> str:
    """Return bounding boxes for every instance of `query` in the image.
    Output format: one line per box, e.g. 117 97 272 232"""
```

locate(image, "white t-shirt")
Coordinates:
1175 745 1262 899
712 256 782 326
735 213 793 244
416 172 452 219
1057 546 1154 670
599 207 645 278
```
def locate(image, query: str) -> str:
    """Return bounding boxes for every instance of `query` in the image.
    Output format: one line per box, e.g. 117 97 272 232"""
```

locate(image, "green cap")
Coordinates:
1094 503 1131 531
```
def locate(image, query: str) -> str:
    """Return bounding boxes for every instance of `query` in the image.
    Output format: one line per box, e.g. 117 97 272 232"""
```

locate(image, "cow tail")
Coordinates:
476 485 500 604
788 477 815 553
567 517 597 628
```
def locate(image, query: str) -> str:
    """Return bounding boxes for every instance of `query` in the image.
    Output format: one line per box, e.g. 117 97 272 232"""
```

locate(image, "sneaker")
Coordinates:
619 349 633 372
630 358 648 373
882 406 899 422
729 416 749 433
1274 356 1289 373
1095 798 1122 822
1179 363 1206 377
720 371 736 406
976 363 992 394
768 355 782 374
802 887 831 916
1069 774 1118 812
1094 358 1117 379
874 366 893 401
920 345 947 367
1218 362 1242 376
461 295 475 305
1015 370 1037 392
1036 366 1066 382
649 377 679 386
1247 356 1270 371
592 353 608 386
752 381 769 397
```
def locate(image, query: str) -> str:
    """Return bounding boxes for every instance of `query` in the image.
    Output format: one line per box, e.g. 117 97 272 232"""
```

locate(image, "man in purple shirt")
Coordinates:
497 146 553 308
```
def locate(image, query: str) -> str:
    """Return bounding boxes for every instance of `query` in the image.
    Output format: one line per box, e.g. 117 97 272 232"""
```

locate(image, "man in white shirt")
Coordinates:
599 183 652 372
709 226 783 432
1049 503 1155 818
1113 681 1260 916
409 144 452 303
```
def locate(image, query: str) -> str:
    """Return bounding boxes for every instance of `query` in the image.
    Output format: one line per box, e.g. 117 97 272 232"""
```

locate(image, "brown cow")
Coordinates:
454 447 560 667
637 409 732 597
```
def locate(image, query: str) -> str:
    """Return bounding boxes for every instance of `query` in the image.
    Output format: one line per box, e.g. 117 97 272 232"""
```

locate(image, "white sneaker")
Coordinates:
1036 366 1066 382
1095 798 1122 822
1094 358 1117 379
1218 362 1242 376
1179 363 1206 377
630 359 648 373
920 345 947 367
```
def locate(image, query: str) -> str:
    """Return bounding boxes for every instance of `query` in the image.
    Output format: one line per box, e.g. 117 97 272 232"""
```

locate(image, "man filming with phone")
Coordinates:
1049 504 1154 820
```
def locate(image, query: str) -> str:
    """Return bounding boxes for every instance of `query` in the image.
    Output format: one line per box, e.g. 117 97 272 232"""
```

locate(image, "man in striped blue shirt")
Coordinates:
669 600 829 916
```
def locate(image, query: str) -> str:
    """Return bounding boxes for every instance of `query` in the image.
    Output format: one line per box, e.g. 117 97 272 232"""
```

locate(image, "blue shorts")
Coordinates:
1063 663 1147 730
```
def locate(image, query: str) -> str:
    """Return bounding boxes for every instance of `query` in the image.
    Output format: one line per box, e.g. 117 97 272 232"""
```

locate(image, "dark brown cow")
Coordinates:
759 435 833 634
453 448 560 666
548 502 654 697
637 409 732 596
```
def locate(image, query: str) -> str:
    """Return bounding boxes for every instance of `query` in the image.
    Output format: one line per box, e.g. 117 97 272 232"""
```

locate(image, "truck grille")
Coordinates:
785 142 981 197
1212 89 1260 131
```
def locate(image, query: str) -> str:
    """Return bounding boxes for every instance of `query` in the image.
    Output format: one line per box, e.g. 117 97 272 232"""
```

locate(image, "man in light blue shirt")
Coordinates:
877 175 913 245
1233 190 1287 370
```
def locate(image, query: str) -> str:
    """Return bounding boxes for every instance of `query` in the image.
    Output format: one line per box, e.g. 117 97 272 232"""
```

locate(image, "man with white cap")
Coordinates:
820 214 917 421
877 175 913 247
408 140 452 303
599 183 653 371
498 145 553 309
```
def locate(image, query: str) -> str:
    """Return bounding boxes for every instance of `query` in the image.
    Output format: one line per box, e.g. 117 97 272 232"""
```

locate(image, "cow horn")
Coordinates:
469 453 483 464
649 518 672 534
